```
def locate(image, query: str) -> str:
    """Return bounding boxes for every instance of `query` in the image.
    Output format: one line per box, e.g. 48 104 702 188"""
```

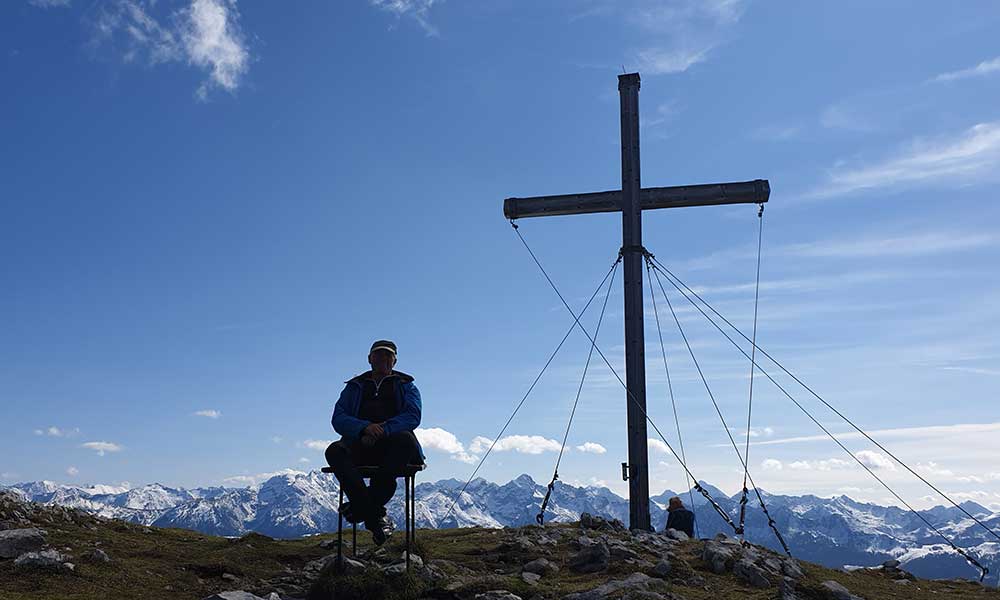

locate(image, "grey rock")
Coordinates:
820 580 863 600
664 528 689 541
202 593 268 600
400 551 423 567
0 528 46 558
13 549 73 573
562 573 656 600
222 573 239 582
702 541 735 574
86 548 111 563
522 571 541 585
734 558 771 588
568 541 610 573
780 576 801 600
523 557 558 576
883 559 900 569
610 542 641 561
621 592 668 600
782 558 804 580
652 557 672 578
475 592 522 600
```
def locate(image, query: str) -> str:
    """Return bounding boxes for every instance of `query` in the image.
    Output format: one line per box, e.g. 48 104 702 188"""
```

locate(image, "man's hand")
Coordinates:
363 422 385 440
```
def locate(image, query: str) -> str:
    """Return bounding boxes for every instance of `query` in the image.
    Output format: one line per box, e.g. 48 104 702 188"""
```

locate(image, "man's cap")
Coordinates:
370 339 397 355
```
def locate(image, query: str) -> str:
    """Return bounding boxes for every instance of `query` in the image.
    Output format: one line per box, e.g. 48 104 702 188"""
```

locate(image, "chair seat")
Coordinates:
321 464 425 477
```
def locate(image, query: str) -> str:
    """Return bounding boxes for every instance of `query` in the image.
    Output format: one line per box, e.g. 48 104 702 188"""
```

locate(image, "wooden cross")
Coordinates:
503 73 770 531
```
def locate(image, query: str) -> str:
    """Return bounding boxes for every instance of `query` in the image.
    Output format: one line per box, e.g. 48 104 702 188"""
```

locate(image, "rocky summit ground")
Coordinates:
1 491 996 600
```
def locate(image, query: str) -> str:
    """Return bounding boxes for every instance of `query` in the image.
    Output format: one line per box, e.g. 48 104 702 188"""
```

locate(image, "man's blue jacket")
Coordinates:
331 370 426 461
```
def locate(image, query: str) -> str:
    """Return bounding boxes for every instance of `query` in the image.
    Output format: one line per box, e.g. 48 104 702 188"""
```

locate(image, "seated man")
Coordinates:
664 496 695 538
325 340 425 545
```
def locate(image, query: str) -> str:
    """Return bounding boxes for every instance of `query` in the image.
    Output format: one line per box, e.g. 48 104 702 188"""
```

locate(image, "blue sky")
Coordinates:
2 0 999 510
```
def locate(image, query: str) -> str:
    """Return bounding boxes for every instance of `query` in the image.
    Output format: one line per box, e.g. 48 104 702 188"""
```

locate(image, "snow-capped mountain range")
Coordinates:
4 472 998 582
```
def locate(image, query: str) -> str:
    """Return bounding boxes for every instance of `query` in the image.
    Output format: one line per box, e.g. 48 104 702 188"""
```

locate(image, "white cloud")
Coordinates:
92 0 250 99
29 0 71 8
66 466 79 476
298 457 310 464
194 409 221 419
471 435 563 455
647 438 671 454
468 436 493 455
575 442 607 454
80 441 123 456
811 121 1000 199
787 458 851 471
301 439 333 452
368 0 440 36
761 458 783 471
181 0 249 99
270 436 283 444
932 56 1000 83
854 450 895 471
414 427 477 464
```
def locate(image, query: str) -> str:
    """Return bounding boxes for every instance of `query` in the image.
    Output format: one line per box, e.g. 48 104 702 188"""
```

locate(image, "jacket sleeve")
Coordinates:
381 381 422 436
331 384 370 441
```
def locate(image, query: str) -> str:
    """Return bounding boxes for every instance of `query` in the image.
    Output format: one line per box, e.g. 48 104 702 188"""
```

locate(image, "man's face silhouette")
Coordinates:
368 348 395 377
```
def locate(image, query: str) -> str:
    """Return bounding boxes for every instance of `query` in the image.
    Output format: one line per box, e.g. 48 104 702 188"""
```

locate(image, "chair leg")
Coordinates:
405 474 411 571
337 488 343 568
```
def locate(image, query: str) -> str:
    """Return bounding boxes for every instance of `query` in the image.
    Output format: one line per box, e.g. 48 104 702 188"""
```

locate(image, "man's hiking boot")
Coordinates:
365 511 394 547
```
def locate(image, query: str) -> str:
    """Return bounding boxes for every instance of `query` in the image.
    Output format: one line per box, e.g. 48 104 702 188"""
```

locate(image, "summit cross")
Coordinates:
503 72 770 531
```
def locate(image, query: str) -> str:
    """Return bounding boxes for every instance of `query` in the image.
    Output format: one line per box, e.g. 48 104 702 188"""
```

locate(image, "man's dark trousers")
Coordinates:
325 430 422 522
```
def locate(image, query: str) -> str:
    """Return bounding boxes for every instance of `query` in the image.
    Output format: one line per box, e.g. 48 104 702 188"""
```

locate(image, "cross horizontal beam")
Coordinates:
503 179 769 220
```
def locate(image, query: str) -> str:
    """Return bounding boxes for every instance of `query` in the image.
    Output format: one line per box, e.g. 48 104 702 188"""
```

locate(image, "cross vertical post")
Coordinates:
619 73 651 532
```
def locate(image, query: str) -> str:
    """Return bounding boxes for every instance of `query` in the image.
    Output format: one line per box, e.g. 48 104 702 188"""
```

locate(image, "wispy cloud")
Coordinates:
193 409 221 419
34 426 79 438
932 56 1000 83
755 421 1000 447
91 0 250 100
28 0 71 8
368 0 440 37
66 466 79 476
630 0 745 75
779 231 997 259
940 366 1000 376
300 439 333 452
81 441 123 456
809 121 1000 199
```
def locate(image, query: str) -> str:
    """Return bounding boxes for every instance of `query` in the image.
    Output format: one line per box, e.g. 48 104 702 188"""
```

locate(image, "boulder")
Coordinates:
702 541 735 574
734 558 771 588
820 580 864 600
664 528 689 541
782 558 804 580
13 549 73 573
651 557 672 578
523 557 559 576
568 541 610 573
0 528 46 558
522 571 541 585
562 572 656 600
202 593 268 600
85 548 111 563
475 592 522 600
